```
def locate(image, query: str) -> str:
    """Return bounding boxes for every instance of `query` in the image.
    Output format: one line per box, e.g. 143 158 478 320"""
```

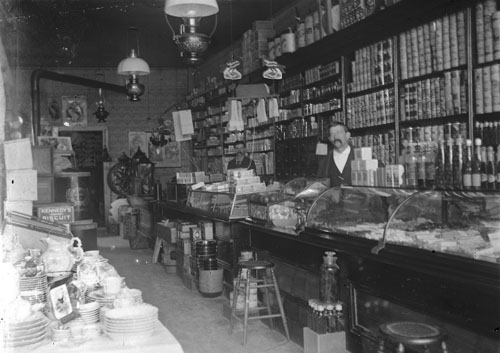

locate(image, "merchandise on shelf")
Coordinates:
476 0 500 63
346 88 395 128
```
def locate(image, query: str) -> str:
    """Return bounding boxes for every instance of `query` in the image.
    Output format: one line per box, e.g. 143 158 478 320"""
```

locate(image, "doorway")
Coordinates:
56 126 110 227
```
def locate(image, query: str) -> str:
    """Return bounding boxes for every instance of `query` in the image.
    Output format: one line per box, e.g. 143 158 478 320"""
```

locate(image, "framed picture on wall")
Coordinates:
163 141 182 167
38 136 73 152
129 132 148 157
62 95 87 127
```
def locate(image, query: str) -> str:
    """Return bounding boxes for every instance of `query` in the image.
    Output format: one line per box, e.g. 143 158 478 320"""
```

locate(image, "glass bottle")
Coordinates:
405 128 417 187
319 251 340 304
316 305 327 334
425 138 436 188
487 146 496 190
496 145 500 188
481 146 488 189
472 138 482 190
416 142 427 188
453 137 463 189
434 140 445 189
444 139 454 189
463 139 473 190
334 303 344 332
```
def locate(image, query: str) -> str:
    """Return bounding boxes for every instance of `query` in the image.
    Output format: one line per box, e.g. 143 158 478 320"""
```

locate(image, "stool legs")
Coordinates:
242 271 252 345
397 343 405 353
441 341 448 353
229 268 243 335
262 269 274 329
377 338 385 353
270 268 290 341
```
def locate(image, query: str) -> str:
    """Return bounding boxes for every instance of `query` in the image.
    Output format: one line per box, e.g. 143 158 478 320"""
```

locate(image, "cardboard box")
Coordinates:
214 221 231 240
303 327 346 353
190 227 202 242
6 169 37 201
199 220 214 240
4 138 33 171
354 147 373 160
37 176 54 204
36 203 74 224
156 222 177 244
176 221 198 233
32 146 53 176
4 201 33 217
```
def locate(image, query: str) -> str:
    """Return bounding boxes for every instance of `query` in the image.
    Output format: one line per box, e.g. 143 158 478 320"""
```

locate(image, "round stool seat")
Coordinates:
240 260 274 270
380 322 444 346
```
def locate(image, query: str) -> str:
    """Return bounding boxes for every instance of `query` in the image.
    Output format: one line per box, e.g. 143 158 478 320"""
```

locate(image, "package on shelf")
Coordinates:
198 220 214 240
6 169 37 201
176 172 194 184
4 138 33 171
175 220 198 233
193 171 206 183
156 222 178 244
354 147 373 160
384 164 405 187
190 227 202 242
204 181 230 192
230 182 267 194
227 168 255 181
209 174 224 183
232 176 261 186
3 201 33 217
351 159 379 171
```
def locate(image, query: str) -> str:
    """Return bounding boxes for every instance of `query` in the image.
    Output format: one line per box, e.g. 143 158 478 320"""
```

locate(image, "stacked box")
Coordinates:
351 147 379 186
241 21 275 75
156 222 178 244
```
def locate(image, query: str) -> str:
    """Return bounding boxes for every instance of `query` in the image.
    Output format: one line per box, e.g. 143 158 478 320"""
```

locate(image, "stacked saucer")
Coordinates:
2 312 49 349
18 274 48 306
103 304 159 342
78 301 100 324
51 327 71 342
87 288 143 307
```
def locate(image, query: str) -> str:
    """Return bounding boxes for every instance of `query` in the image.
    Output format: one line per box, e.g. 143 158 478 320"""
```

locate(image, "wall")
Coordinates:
12 67 193 186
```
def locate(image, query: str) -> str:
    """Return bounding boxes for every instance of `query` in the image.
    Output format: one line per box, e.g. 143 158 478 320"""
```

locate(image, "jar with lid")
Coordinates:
296 20 306 48
319 251 340 304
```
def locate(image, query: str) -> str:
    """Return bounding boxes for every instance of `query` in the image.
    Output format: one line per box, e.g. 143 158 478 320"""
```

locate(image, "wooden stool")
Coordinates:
229 260 290 345
377 322 448 353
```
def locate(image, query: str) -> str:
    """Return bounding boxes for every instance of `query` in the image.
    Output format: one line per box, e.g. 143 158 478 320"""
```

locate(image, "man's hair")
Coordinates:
328 122 349 133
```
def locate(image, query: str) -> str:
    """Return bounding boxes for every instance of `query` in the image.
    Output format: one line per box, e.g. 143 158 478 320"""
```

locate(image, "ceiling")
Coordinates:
0 0 292 69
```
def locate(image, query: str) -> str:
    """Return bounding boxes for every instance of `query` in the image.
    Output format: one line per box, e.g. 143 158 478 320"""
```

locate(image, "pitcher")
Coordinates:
41 236 83 278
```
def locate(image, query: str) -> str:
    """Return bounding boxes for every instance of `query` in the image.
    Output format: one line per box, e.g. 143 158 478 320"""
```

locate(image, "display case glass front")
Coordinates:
306 187 500 263
306 186 416 241
186 189 250 219
385 190 500 262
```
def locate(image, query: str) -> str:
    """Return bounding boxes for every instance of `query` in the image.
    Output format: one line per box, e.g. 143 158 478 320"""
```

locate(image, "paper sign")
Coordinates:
179 110 194 135
316 143 328 155
172 111 192 142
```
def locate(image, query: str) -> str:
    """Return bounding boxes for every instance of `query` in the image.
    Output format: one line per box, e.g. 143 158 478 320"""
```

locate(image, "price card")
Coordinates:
316 142 328 155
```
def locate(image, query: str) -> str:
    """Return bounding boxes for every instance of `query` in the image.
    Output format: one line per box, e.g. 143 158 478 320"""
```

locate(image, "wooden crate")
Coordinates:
32 146 54 176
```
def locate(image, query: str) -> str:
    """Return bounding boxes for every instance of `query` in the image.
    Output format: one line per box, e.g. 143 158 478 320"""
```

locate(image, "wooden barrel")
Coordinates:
54 172 92 221
198 269 223 298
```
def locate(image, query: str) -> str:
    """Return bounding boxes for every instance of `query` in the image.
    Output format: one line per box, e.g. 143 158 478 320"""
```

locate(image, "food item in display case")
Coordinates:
247 191 291 222
268 201 299 228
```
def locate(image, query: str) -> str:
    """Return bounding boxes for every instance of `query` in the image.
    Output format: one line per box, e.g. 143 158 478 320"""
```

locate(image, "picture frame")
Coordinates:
163 141 182 167
37 136 73 152
62 95 87 127
129 132 148 157
49 284 74 322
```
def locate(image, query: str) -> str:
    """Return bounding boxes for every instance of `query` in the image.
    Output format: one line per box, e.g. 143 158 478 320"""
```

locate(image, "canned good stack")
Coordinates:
352 131 396 167
347 88 395 128
347 38 394 93
475 64 500 114
476 0 500 64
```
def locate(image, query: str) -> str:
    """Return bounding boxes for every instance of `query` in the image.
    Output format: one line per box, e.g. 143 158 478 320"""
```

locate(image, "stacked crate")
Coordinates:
241 21 275 75
4 139 37 217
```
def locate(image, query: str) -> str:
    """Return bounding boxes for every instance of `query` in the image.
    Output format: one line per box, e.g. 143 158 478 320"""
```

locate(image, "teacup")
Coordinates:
103 276 124 295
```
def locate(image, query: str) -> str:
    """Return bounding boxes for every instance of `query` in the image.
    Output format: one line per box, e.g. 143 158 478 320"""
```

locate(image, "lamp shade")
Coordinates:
117 49 150 76
164 0 219 17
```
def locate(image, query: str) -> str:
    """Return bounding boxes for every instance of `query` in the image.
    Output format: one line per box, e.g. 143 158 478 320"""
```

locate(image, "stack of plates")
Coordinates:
103 304 159 342
18 274 48 306
78 301 100 324
87 288 143 307
2 312 49 350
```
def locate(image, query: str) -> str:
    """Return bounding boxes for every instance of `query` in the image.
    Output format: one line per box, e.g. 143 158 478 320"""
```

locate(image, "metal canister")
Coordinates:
296 21 306 48
305 14 314 46
281 28 296 54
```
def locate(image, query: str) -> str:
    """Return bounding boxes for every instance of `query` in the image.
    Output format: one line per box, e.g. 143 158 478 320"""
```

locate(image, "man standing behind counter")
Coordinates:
227 141 257 172
316 122 355 186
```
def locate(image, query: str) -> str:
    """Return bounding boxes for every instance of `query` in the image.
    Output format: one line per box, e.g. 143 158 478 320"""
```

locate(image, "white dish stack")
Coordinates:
103 304 159 342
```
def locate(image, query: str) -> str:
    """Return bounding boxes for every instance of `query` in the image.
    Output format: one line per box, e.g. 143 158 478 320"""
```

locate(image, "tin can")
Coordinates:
483 66 493 113
296 21 306 48
305 14 314 46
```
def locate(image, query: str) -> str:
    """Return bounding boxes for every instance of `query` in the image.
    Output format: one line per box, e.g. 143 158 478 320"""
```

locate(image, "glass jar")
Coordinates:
319 251 340 304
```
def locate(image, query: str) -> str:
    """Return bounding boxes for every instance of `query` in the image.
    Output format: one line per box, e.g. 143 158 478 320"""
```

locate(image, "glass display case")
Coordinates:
248 177 330 229
306 186 415 240
186 189 251 220
306 187 500 263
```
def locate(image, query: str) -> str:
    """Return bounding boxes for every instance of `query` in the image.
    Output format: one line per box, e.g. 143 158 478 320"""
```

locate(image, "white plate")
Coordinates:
104 304 158 320
4 313 47 329
3 331 47 346
104 324 157 333
3 322 48 338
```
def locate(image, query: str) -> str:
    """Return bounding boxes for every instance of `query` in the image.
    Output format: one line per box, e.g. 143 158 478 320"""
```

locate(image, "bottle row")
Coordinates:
400 70 467 122
399 10 466 80
307 300 344 334
474 121 500 147
475 0 500 63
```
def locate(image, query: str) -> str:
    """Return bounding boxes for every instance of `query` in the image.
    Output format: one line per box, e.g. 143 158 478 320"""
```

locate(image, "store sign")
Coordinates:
37 203 75 224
